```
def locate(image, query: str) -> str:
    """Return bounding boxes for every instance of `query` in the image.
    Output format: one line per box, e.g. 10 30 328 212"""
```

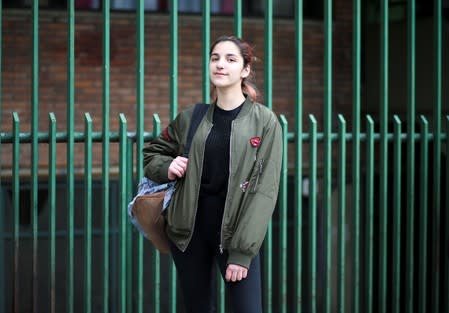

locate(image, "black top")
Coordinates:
199 102 243 199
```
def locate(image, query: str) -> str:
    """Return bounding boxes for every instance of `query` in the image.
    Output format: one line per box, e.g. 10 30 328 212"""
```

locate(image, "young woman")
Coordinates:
143 35 282 313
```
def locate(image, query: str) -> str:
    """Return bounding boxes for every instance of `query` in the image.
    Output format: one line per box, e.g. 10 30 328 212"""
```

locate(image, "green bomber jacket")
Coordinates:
143 97 282 269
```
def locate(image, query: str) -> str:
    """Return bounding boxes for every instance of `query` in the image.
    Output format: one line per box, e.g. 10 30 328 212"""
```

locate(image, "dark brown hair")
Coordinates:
209 35 258 102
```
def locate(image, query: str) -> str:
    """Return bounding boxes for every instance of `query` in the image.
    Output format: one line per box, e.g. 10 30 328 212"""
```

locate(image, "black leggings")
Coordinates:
169 197 263 313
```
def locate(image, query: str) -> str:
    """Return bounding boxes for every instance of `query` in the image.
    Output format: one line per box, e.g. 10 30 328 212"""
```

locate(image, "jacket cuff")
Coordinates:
144 160 172 183
227 250 252 269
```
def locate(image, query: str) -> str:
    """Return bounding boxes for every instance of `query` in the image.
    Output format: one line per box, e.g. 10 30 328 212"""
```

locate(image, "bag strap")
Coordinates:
182 103 209 157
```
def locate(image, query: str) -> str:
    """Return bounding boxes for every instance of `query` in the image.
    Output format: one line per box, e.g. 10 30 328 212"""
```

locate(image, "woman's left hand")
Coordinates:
225 264 248 282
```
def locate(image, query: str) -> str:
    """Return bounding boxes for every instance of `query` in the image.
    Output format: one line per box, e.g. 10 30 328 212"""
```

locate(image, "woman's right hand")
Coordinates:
168 156 188 180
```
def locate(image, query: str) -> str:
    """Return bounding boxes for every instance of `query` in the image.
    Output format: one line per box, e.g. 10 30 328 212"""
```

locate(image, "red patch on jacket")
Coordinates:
161 127 172 141
250 136 261 147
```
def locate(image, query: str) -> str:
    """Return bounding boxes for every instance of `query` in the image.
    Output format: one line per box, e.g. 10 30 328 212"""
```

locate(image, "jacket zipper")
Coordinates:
219 120 235 254
181 123 212 252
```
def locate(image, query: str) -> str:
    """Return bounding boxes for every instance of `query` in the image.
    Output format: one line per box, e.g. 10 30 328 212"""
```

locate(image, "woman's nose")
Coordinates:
216 59 224 69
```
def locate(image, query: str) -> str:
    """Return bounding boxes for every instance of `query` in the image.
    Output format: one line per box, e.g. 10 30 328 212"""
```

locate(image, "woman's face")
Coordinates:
209 40 250 90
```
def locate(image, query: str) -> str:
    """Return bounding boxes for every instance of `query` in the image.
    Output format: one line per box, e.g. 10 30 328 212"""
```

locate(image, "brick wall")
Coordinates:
1 5 353 174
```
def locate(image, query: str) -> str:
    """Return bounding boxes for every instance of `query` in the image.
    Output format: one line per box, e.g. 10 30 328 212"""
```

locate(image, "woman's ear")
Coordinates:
241 65 250 79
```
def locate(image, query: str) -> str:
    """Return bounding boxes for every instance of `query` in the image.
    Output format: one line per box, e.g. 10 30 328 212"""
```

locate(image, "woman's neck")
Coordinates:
215 87 246 111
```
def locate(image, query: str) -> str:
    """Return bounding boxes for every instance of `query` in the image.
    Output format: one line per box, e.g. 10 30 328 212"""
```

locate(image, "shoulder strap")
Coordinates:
182 103 209 157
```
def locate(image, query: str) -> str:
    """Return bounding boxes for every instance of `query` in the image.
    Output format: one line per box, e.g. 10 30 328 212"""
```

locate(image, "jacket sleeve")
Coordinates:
227 112 283 269
142 113 185 184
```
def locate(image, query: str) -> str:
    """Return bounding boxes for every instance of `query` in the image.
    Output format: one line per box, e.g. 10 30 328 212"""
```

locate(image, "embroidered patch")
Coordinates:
161 127 172 141
250 136 261 147
240 181 249 192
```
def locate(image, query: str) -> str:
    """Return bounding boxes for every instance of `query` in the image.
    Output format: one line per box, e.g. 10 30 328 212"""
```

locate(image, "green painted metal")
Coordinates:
352 0 361 311
418 115 429 313
309 114 317 313
170 0 178 119
323 0 332 310
31 2 39 312
379 1 389 312
431 1 442 312
279 115 288 313
0 0 4 311
445 117 449 313
392 115 402 313
405 1 416 312
125 137 134 313
136 1 145 312
119 114 127 313
152 114 161 313
365 115 374 313
66 1 75 312
233 0 242 38
337 115 346 313
169 3 179 305
202 0 210 104
263 1 273 312
48 113 56 313
264 0 273 111
294 0 303 312
217 272 225 313
2 3 449 313
102 1 111 312
12 112 20 313
84 113 92 313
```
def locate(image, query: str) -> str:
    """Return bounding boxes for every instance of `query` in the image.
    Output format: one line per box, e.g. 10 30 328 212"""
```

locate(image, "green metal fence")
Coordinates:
1 0 448 312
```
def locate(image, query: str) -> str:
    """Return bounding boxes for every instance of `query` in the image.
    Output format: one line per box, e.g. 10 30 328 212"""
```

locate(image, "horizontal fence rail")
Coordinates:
1 0 448 313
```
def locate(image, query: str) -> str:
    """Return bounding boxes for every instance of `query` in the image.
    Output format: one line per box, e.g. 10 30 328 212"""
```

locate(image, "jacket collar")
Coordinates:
206 96 253 122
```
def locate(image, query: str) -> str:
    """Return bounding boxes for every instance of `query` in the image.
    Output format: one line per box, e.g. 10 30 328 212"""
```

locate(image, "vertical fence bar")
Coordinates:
12 113 20 313
170 0 178 120
66 0 75 312
0 164 3 313
48 113 56 313
31 2 39 312
119 114 127 313
202 0 210 103
169 1 179 312
352 0 361 310
264 0 273 111
418 116 429 313
279 115 288 313
379 0 389 311
323 0 332 309
392 115 402 313
217 272 225 313
309 114 317 313
152 114 161 313
365 115 374 313
0 4 2 311
431 1 442 312
136 1 145 312
84 114 92 313
233 0 242 38
337 115 346 313
102 1 111 312
126 137 134 313
264 1 273 312
0 1 3 311
405 0 416 311
444 116 449 313
294 0 303 311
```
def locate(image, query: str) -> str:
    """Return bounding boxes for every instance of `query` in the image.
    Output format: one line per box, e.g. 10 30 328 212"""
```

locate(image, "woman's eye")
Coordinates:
228 58 236 62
